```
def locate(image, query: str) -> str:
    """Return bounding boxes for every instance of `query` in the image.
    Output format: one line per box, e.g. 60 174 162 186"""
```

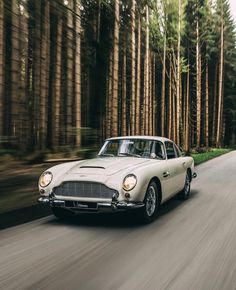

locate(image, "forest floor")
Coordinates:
0 148 233 229
0 161 52 215
0 161 53 229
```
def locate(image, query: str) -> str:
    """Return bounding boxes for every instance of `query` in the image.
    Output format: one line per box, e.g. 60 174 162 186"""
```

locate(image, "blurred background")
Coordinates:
0 0 235 225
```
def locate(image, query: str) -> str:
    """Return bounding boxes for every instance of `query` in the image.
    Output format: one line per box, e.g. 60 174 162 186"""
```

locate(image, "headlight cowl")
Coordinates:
39 171 53 187
122 174 137 191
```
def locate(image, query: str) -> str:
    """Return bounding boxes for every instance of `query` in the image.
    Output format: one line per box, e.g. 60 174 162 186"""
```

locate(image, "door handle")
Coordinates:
163 171 170 178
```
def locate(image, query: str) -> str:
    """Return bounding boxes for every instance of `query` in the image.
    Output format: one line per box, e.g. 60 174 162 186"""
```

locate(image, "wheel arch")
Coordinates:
149 176 162 204
187 167 192 182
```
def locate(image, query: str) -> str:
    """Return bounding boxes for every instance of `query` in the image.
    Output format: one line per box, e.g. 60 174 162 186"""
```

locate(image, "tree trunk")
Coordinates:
32 0 41 149
216 15 224 147
149 53 153 135
152 54 156 135
135 13 141 135
111 0 119 137
106 48 113 138
131 0 136 135
51 18 62 149
18 1 29 149
185 59 190 151
205 61 209 148
212 63 218 146
168 60 172 139
176 0 181 145
220 77 224 145
179 67 183 146
96 0 101 43
173 82 176 142
0 1 4 138
39 0 50 150
161 32 166 137
66 0 74 144
196 18 201 147
143 5 149 134
11 0 20 142
74 1 81 147
122 43 127 135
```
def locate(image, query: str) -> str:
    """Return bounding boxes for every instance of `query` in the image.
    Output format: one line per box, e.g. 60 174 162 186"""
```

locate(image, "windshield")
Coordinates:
98 139 165 159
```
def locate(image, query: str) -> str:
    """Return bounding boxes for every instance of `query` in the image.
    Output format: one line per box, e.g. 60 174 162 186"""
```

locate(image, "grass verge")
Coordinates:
191 148 232 166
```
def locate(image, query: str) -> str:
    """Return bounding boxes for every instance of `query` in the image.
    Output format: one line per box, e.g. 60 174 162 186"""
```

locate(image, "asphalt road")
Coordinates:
1 151 236 290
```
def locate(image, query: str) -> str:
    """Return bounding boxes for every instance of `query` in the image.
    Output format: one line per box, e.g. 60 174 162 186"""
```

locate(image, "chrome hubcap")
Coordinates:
184 174 190 196
146 186 156 217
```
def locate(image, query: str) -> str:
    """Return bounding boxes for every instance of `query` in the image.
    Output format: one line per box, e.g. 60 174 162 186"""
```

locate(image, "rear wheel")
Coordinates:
179 171 191 200
138 181 160 223
51 207 74 220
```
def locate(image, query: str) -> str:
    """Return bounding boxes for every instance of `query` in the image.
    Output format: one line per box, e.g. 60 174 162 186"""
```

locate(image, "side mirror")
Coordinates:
150 153 156 159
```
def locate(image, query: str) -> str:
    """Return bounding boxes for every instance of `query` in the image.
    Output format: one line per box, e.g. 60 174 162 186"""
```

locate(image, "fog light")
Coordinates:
125 192 130 198
40 189 45 194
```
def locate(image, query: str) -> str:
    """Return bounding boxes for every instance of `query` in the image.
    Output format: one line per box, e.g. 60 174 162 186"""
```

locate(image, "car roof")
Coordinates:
106 136 172 143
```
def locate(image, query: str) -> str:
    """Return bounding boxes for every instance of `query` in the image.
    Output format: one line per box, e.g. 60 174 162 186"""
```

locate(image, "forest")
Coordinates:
0 0 235 155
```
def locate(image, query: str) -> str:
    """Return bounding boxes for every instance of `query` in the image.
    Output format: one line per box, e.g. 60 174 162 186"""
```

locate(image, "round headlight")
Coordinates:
39 171 53 187
123 174 137 191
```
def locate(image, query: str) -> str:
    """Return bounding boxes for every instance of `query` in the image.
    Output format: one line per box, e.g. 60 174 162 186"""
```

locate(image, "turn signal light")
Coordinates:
125 192 130 198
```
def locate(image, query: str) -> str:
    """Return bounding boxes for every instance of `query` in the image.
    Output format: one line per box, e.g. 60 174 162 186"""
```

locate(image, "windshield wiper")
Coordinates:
118 152 141 158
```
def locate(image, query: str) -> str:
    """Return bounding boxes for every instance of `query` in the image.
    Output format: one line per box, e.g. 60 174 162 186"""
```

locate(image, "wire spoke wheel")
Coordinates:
179 171 191 200
184 173 191 197
137 181 159 223
146 185 157 217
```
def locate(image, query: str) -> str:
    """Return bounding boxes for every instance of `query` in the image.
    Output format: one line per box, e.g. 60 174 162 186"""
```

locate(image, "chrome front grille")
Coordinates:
53 181 117 199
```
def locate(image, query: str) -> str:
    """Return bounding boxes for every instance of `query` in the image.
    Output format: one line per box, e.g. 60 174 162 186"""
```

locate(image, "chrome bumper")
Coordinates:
37 197 144 212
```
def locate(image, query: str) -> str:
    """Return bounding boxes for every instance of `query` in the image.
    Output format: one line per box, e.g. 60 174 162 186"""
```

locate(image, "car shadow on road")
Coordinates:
45 190 199 229
158 189 199 217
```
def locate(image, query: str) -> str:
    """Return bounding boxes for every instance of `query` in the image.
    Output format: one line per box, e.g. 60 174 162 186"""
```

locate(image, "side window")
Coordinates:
152 141 165 159
104 141 119 155
174 144 181 158
165 142 176 159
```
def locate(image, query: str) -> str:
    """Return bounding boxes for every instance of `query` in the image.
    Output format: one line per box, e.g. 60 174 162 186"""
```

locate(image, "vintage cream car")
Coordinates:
38 136 197 223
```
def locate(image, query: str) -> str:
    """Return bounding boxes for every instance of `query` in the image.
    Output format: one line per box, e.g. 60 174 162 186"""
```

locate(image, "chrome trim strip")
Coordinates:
38 197 144 211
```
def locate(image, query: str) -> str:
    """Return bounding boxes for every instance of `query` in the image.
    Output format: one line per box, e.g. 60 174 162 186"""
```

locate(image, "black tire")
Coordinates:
51 207 74 220
178 171 191 200
138 181 160 223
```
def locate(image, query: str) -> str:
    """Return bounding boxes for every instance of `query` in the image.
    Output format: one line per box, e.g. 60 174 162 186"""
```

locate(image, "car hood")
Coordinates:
67 157 151 176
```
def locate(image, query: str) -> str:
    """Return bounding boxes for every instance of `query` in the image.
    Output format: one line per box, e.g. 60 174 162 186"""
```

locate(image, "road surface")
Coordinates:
1 151 236 290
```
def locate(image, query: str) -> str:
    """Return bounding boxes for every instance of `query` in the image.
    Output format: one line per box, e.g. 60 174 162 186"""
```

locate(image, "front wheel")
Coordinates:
138 181 160 223
178 171 191 200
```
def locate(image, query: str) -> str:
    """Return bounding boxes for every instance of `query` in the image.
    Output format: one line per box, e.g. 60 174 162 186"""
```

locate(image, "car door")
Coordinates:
173 143 186 189
164 141 185 196
151 141 172 201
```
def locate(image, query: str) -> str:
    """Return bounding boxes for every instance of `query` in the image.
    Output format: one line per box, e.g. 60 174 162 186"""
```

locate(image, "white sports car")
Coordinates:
38 136 197 223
